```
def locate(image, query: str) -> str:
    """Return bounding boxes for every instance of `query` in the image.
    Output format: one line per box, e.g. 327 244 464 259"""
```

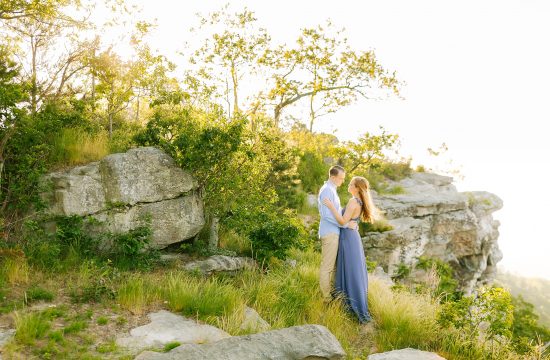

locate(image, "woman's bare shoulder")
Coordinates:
346 198 360 208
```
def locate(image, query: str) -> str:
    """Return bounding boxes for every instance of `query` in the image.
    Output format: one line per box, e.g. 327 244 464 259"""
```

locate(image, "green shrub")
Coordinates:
511 295 550 354
438 286 514 343
25 286 55 303
416 257 460 302
392 263 411 280
68 261 117 303
297 151 329 194
106 224 159 270
378 160 412 181
246 209 307 264
360 219 393 234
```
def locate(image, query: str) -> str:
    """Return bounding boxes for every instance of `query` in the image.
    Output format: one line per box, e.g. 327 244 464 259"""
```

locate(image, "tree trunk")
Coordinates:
108 83 114 138
231 63 239 116
135 94 140 122
274 105 281 127
309 93 315 132
208 216 220 250
30 35 37 114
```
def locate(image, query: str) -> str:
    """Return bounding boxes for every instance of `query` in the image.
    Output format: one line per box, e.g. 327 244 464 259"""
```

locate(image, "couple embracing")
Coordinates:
318 165 377 323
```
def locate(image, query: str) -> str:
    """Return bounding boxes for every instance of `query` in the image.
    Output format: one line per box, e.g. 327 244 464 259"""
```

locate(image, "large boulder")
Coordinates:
363 172 503 294
116 311 230 355
135 324 346 360
41 147 205 249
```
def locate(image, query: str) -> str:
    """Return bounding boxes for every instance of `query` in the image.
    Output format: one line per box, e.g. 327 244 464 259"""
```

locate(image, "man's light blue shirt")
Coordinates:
318 180 345 238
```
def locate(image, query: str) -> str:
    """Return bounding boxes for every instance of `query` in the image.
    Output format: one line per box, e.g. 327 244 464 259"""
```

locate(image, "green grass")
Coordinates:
369 278 439 350
163 341 181 352
51 128 110 166
164 273 242 318
3 245 542 360
96 340 118 353
1 253 29 285
13 311 51 345
218 228 253 256
381 185 406 195
117 275 161 315
25 285 55 303
63 320 88 334
96 316 109 325
48 330 64 343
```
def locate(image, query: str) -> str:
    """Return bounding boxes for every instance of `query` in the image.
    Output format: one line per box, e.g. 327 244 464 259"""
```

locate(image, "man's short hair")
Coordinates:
329 165 345 177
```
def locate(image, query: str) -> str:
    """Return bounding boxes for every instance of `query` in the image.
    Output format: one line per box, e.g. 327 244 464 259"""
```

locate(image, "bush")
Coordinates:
416 257 460 302
105 224 159 271
246 209 307 264
1 101 96 216
297 151 329 194
438 286 514 343
511 295 550 354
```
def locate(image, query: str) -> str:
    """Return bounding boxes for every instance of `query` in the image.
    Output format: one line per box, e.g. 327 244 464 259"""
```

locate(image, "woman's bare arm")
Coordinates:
322 198 360 225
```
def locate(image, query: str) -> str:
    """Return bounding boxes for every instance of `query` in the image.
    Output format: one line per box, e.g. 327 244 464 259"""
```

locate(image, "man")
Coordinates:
318 165 357 302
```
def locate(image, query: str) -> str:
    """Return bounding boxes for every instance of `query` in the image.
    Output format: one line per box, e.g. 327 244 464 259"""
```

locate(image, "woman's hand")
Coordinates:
322 198 334 209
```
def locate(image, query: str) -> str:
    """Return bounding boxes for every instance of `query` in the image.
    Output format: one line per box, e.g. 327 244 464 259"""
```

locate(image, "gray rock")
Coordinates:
41 147 205 249
116 310 230 355
99 147 197 206
363 172 503 294
184 255 257 274
240 307 270 333
42 162 106 216
91 195 204 249
0 328 15 348
371 266 394 286
285 259 298 268
135 324 346 360
306 193 317 207
368 348 447 360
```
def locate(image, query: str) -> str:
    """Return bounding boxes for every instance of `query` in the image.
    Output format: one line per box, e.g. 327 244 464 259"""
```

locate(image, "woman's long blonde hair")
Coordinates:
352 176 378 223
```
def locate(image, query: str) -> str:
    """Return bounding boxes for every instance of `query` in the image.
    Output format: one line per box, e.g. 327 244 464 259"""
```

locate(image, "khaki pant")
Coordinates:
319 233 339 301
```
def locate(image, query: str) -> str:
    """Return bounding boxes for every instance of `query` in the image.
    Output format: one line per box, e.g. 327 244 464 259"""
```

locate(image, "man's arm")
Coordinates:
319 188 355 229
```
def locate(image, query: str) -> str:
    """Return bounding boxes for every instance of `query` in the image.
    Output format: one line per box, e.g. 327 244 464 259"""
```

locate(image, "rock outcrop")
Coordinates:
368 348 447 360
116 310 230 355
183 255 257 274
135 324 346 360
364 172 502 294
41 147 205 249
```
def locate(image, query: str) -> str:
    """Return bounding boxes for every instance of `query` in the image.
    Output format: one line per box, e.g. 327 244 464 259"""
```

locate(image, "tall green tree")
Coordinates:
0 45 26 198
335 126 399 175
91 28 176 137
1 1 94 113
187 6 270 118
0 0 68 21
261 22 401 131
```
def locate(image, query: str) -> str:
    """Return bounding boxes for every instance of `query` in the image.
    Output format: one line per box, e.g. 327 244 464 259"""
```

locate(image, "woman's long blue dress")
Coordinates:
334 197 372 323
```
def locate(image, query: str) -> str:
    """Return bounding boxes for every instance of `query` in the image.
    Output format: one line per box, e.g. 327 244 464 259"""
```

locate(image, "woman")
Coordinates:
322 176 377 323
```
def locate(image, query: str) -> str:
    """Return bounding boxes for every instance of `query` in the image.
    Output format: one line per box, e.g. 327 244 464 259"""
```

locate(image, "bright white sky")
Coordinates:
113 0 550 279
